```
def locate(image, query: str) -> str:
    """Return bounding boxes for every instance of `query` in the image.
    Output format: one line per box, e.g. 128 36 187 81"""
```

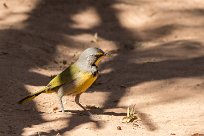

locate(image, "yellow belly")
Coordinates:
65 71 98 95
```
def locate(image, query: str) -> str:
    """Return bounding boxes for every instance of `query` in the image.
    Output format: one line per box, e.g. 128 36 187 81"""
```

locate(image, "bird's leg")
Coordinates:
57 88 65 113
75 94 92 116
59 95 64 113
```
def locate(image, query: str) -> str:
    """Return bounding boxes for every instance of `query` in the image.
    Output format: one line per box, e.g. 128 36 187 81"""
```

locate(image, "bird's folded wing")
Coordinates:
47 64 80 90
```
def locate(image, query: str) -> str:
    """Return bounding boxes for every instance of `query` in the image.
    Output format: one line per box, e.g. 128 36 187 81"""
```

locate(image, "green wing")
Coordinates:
47 64 80 90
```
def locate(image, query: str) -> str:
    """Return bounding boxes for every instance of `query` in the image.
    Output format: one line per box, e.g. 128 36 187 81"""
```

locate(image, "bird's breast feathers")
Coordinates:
63 71 98 95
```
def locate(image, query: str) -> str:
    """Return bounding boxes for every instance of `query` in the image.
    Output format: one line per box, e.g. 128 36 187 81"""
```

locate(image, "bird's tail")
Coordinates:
18 87 50 104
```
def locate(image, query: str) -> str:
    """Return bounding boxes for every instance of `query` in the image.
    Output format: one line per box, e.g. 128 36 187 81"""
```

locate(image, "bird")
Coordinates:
18 47 109 115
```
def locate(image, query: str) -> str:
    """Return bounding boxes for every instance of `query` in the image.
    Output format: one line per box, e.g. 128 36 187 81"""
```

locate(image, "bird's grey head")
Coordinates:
76 47 106 66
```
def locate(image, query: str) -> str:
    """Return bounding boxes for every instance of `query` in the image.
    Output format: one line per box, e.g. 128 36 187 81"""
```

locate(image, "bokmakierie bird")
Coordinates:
18 47 109 115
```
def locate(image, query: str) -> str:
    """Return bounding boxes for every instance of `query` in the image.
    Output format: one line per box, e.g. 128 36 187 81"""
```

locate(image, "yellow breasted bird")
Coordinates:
18 47 108 115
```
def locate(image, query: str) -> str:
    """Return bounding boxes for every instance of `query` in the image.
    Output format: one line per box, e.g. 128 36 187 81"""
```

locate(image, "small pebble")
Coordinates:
53 107 58 112
117 126 122 130
62 60 67 65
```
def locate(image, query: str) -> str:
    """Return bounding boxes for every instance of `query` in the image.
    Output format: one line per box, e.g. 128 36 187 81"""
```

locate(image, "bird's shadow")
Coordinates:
61 108 126 117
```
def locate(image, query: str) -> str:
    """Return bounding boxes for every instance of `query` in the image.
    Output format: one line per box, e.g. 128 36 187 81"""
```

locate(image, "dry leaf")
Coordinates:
122 105 138 123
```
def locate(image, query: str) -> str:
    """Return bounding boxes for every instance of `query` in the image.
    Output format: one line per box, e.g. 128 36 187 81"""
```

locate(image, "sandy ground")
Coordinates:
0 0 204 136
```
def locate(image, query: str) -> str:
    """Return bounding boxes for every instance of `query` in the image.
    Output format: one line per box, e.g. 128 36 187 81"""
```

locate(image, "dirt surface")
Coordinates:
0 0 204 136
